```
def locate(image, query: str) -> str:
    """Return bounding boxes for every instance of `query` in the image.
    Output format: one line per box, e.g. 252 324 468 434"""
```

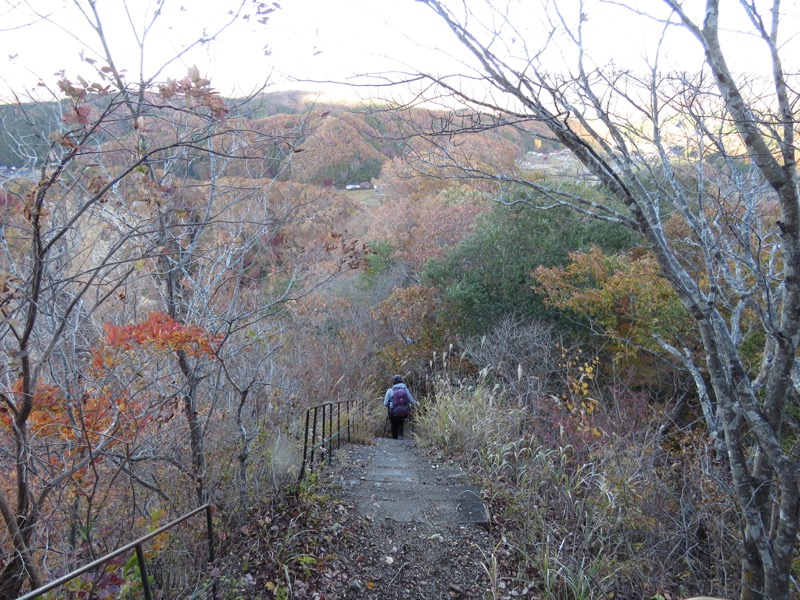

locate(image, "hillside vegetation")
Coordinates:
0 82 794 600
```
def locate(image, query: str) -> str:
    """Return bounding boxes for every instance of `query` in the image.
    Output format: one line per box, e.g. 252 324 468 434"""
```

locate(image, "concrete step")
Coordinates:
334 438 489 528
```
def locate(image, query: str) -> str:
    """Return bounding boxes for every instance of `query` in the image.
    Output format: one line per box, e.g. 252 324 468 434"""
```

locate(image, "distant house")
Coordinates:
0 166 19 181
344 181 373 191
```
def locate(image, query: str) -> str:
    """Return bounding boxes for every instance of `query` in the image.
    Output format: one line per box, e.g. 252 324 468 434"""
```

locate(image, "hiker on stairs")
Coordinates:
384 374 417 440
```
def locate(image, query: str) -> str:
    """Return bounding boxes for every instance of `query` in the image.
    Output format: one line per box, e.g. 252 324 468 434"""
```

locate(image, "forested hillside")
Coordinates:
0 77 778 599
2 6 799 599
0 80 581 598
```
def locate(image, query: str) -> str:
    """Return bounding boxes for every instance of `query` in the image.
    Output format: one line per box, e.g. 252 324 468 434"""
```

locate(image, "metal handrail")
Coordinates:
18 503 215 600
19 398 364 597
298 399 364 481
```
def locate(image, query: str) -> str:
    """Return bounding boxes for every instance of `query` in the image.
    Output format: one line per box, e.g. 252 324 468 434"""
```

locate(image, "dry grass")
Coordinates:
414 373 740 600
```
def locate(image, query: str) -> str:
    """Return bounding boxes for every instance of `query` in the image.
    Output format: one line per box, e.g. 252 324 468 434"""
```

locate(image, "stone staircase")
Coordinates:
335 437 488 527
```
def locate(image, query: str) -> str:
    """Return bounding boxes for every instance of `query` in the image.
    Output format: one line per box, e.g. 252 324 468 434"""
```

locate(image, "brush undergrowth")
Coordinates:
414 356 740 600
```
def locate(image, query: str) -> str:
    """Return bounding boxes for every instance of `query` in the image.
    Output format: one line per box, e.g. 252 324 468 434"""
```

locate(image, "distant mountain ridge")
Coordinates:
0 90 551 187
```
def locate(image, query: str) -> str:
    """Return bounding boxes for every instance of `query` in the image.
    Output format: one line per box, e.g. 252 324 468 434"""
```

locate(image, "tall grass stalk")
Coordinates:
413 366 738 598
415 381 523 458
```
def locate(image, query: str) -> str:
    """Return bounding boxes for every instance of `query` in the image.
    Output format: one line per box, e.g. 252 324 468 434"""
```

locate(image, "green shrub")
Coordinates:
357 240 396 289
423 200 640 335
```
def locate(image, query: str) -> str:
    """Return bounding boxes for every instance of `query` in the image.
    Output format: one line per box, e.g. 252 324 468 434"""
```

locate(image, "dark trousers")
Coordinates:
389 416 406 439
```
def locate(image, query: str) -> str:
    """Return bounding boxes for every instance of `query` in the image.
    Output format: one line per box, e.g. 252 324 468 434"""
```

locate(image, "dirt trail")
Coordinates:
324 437 492 599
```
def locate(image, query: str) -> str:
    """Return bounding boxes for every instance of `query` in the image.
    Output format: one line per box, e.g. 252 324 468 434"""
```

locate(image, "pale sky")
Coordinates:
0 0 797 103
0 0 459 101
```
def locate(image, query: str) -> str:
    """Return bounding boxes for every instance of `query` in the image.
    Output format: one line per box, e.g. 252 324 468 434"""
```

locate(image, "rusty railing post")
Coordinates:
299 407 312 481
309 406 319 471
327 403 332 448
134 543 154 600
337 401 342 449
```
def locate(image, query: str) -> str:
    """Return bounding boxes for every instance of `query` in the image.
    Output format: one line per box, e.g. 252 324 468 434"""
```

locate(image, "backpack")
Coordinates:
390 386 410 418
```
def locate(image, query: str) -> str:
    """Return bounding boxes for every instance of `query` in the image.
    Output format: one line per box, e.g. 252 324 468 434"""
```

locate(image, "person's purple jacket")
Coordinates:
384 382 417 414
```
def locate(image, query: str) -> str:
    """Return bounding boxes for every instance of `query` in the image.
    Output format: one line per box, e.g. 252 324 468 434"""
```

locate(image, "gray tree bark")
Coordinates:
405 1 800 597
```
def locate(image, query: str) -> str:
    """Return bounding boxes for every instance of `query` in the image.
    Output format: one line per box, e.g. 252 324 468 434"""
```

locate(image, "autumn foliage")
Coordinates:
99 312 222 361
3 5 785 594
534 247 692 352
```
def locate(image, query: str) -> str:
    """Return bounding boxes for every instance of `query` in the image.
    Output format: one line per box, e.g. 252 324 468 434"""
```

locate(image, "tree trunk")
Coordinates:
410 2 800 597
179 361 207 506
0 484 40 596
0 556 28 600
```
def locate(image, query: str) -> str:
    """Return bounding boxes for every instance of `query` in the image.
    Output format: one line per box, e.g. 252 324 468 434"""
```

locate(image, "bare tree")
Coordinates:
460 314 564 402
0 0 331 595
384 1 800 598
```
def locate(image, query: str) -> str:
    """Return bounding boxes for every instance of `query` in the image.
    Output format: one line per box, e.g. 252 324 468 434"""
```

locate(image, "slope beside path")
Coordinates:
324 437 491 599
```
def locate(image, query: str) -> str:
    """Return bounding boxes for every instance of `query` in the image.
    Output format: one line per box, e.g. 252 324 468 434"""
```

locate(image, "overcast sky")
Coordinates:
0 0 458 101
1 0 797 103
